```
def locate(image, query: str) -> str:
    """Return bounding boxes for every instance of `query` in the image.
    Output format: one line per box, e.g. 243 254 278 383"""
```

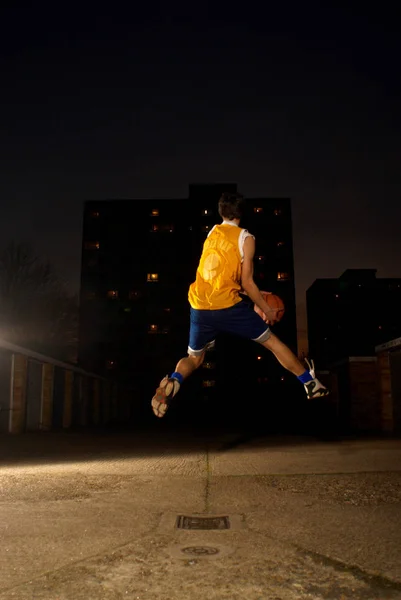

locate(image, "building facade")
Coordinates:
79 184 297 423
307 269 401 368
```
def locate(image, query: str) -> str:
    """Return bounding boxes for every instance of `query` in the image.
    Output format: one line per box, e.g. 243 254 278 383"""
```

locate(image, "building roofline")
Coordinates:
329 356 377 368
375 337 401 353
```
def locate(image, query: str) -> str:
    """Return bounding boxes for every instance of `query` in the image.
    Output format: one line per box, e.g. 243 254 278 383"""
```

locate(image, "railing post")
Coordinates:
9 354 28 434
112 383 118 422
93 379 100 425
80 377 88 427
102 381 111 424
41 363 54 430
63 371 74 429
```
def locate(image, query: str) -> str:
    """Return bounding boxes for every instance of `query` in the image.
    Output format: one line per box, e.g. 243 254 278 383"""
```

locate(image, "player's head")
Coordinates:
218 192 245 222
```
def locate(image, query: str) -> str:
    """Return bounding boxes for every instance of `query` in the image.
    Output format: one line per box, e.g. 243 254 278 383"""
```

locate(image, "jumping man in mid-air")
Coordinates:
152 192 329 417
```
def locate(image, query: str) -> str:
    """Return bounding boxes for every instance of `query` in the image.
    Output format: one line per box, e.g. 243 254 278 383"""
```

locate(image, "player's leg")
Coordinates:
151 309 217 418
151 353 205 418
261 332 329 399
219 301 329 400
261 332 305 375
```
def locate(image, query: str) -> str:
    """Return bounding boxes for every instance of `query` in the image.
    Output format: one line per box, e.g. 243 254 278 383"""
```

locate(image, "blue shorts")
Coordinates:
188 300 271 356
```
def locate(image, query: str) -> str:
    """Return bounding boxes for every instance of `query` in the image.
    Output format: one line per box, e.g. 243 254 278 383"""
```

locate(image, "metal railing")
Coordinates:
0 339 130 434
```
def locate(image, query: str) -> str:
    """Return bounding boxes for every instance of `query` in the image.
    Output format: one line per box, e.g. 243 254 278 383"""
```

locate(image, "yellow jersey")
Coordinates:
188 221 253 310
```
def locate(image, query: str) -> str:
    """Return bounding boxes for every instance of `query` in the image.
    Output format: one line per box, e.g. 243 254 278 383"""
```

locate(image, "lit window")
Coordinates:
255 255 265 264
151 209 159 216
274 209 282 216
90 210 100 218
129 290 140 300
254 207 263 214
107 290 118 299
202 361 216 370
257 356 262 361
277 272 290 281
106 360 116 370
150 223 174 232
148 324 158 334
202 380 216 388
335 294 339 298
84 241 100 250
147 273 159 282
202 208 212 216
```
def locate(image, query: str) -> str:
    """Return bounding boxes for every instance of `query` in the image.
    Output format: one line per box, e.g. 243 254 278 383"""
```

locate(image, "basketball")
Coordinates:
254 291 285 323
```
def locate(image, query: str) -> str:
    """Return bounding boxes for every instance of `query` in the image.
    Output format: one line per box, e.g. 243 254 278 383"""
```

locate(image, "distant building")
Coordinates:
78 184 297 418
307 269 401 368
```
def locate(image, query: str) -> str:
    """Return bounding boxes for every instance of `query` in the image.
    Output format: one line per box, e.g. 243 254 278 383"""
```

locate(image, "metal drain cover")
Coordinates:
158 513 244 533
167 543 234 561
182 546 220 557
176 515 230 530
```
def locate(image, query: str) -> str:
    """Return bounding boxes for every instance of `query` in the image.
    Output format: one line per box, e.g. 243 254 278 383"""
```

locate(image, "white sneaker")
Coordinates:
151 376 181 418
303 359 330 400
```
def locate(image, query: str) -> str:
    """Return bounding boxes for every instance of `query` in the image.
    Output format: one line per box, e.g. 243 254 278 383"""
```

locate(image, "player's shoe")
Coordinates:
304 359 330 400
151 376 181 418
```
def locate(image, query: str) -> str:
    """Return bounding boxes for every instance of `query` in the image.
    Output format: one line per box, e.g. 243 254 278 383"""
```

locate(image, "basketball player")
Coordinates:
152 192 329 417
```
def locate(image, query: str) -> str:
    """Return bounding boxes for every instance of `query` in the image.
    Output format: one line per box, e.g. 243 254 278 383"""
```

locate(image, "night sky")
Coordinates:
1 2 400 351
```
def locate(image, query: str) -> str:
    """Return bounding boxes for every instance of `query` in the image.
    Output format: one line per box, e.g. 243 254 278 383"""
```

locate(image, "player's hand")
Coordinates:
264 308 280 325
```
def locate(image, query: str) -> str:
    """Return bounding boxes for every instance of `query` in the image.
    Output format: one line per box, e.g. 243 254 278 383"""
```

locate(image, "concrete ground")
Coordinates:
1 428 401 600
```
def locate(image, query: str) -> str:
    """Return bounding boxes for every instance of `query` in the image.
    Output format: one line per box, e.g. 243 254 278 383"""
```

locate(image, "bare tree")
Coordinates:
0 242 78 362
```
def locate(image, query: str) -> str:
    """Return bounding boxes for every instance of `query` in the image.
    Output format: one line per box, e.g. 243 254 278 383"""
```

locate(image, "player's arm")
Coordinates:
241 236 280 323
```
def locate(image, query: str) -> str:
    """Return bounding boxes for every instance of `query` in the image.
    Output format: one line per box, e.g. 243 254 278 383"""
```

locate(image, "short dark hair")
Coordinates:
218 192 245 221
